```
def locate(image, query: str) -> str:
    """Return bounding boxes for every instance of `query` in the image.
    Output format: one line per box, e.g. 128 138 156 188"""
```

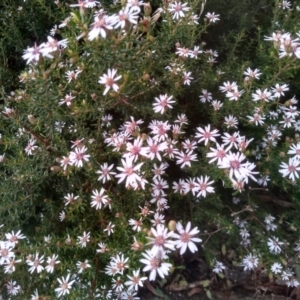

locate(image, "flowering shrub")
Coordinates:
0 0 68 93
1 0 300 299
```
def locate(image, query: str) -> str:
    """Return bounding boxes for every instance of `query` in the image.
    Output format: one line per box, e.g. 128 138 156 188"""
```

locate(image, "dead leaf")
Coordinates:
187 287 203 297
144 280 164 298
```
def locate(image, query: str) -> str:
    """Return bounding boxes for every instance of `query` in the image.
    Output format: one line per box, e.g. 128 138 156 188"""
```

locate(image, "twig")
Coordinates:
262 57 298 89
201 228 223 248
23 125 50 149
231 205 253 217
0 111 50 149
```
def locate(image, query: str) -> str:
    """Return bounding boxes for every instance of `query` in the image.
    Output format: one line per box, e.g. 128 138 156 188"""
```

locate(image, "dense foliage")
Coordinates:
1 0 300 299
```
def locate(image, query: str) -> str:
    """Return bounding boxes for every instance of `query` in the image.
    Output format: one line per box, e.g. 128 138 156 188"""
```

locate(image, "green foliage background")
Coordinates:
0 0 300 298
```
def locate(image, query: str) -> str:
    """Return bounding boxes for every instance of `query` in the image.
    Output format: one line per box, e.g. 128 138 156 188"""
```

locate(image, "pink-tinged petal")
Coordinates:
166 231 174 239
149 270 156 281
191 237 202 243
103 86 110 95
151 227 158 236
188 241 198 253
140 258 150 264
176 222 183 233
157 268 165 279
176 240 184 248
189 227 200 235
172 233 180 239
179 242 188 255
133 162 144 171
112 84 119 92
185 221 191 232
151 245 160 255
165 243 175 250
142 265 152 272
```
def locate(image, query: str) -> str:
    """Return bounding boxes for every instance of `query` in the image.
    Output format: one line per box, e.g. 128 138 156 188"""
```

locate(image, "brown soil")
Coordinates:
138 258 299 300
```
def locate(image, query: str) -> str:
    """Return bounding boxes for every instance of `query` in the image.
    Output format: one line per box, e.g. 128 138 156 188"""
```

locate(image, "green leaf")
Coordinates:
206 290 212 300
221 244 226 255
227 249 235 260
155 288 164 296
179 280 188 288
200 280 210 288
175 265 185 270
232 260 241 267
294 264 300 278
158 278 167 288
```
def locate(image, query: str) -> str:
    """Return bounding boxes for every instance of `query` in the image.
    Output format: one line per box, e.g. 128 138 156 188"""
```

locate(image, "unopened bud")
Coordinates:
139 17 151 33
19 71 29 83
141 133 148 141
174 81 181 89
282 259 287 266
142 73 150 81
79 6 87 17
51 166 61 172
244 76 250 86
144 2 152 16
279 152 285 157
131 240 143 251
26 254 33 261
168 220 176 231
28 115 37 124
69 56 79 64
